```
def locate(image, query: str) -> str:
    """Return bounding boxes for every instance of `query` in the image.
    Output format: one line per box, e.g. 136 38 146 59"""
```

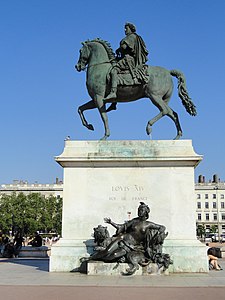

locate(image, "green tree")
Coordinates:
0 192 62 236
210 225 218 234
196 224 206 238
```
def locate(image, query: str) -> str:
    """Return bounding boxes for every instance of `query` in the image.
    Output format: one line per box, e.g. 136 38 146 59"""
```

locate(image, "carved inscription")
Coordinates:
111 185 144 192
109 185 149 201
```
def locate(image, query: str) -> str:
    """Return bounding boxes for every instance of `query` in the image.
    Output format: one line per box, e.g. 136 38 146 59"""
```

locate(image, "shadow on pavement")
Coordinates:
0 258 49 272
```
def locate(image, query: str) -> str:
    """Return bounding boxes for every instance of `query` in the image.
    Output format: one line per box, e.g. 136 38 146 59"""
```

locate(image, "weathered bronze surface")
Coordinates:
83 202 172 275
75 23 196 140
104 22 149 102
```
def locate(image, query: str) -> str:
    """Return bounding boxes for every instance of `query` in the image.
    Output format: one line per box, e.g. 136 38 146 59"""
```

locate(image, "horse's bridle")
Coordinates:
80 43 114 70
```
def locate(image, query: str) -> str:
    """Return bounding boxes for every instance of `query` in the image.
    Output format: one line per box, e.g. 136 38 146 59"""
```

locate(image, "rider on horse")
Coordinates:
76 25 196 140
105 23 149 106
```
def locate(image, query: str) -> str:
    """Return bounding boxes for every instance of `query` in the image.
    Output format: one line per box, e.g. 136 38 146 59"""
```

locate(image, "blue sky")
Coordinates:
1 0 225 184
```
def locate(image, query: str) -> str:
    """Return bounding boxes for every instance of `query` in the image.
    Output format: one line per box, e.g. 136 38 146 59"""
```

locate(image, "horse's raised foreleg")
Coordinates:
146 111 164 135
78 100 96 131
95 95 110 140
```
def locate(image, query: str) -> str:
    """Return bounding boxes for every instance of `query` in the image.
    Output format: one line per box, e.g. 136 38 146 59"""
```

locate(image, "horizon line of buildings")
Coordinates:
0 178 63 198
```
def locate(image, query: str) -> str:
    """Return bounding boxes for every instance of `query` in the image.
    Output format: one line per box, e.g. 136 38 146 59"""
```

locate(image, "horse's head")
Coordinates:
75 39 115 72
75 42 90 72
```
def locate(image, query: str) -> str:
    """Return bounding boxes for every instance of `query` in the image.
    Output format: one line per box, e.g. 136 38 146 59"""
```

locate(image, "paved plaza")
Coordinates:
0 257 225 299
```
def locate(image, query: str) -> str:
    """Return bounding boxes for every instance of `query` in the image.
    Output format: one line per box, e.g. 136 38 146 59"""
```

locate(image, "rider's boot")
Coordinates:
106 102 117 112
104 68 118 101
104 87 117 101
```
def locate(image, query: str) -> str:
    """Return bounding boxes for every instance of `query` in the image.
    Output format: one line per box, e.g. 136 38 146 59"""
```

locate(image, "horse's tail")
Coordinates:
170 69 197 116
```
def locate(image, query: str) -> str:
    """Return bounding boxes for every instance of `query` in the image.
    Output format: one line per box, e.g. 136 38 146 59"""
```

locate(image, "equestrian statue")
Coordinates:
75 22 197 140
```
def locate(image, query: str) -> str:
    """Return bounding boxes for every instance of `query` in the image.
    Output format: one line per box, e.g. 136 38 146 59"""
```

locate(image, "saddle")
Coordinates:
107 65 149 86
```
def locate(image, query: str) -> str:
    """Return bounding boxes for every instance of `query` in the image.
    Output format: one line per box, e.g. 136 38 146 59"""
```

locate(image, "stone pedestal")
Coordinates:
50 140 208 273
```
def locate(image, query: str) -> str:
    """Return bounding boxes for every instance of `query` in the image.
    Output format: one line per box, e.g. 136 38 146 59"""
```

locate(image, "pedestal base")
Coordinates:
50 239 93 272
164 240 208 272
87 262 168 276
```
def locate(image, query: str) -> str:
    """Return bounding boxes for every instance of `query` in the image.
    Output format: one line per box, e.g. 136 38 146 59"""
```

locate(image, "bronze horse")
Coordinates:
75 39 196 140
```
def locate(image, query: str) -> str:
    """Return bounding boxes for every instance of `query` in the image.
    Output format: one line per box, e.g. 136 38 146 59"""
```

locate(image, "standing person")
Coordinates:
14 231 24 257
105 22 149 102
3 242 15 258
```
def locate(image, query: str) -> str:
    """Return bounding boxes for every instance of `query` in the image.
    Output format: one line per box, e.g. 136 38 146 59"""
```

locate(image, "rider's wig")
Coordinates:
125 22 136 32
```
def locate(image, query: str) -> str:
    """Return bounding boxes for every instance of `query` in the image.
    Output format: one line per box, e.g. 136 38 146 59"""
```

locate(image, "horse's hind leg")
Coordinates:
146 94 182 139
78 100 96 131
163 92 183 139
167 110 183 140
146 94 170 135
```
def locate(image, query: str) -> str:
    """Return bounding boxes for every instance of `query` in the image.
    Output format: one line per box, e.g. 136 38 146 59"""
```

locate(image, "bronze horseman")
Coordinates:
105 22 149 104
75 22 196 140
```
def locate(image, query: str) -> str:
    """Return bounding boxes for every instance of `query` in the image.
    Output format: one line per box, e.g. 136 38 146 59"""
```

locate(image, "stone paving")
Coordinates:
0 257 225 287
0 258 225 300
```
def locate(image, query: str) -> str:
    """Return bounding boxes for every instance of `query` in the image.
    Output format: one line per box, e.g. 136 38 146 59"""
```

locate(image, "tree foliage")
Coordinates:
0 192 62 236
196 224 206 238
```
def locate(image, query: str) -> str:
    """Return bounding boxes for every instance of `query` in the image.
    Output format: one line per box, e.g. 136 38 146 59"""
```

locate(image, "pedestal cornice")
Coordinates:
55 140 202 168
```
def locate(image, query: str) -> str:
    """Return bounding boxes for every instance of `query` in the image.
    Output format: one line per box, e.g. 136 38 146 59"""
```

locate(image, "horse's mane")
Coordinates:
84 38 116 62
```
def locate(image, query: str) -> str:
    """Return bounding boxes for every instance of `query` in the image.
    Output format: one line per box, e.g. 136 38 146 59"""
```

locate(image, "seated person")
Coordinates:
28 232 42 247
206 243 223 271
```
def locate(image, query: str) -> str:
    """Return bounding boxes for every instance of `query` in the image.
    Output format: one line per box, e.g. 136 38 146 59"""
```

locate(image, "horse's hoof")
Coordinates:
146 124 152 135
100 136 109 141
174 135 181 140
87 124 94 131
174 131 182 140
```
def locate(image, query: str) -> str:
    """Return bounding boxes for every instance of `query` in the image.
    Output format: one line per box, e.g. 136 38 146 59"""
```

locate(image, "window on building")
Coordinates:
213 194 216 199
197 202 201 209
205 202 209 209
206 225 211 230
221 202 225 209
206 213 209 221
222 214 225 221
221 194 224 199
213 213 217 221
197 194 201 199
213 202 217 209
205 194 208 199
197 214 201 220
222 225 225 230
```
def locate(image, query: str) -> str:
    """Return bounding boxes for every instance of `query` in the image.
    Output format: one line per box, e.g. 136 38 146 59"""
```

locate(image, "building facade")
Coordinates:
0 179 63 198
195 174 225 239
